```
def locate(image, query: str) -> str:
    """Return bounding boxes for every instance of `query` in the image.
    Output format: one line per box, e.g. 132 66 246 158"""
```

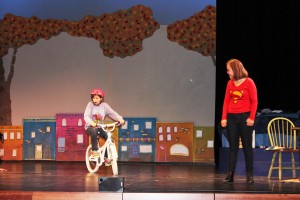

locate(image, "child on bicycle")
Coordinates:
84 88 125 159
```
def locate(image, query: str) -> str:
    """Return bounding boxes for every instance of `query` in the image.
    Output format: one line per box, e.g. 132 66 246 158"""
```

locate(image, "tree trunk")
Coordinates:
0 48 17 126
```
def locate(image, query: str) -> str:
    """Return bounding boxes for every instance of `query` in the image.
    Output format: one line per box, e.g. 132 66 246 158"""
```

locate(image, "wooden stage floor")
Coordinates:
0 161 299 200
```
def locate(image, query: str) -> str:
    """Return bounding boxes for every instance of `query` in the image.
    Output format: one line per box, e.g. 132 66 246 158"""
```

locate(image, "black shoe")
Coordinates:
246 172 254 184
224 171 234 183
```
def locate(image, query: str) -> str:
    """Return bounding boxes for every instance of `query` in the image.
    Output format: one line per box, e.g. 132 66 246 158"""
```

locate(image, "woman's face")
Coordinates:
226 65 234 80
92 95 102 106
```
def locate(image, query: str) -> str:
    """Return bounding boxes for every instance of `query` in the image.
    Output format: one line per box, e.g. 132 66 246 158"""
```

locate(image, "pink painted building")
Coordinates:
56 113 89 161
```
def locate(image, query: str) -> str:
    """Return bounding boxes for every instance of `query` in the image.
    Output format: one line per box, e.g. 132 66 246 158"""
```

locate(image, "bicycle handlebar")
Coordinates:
97 121 120 132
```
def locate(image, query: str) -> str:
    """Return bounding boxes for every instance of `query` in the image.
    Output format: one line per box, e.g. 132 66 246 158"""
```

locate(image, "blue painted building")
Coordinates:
118 117 156 162
23 118 56 160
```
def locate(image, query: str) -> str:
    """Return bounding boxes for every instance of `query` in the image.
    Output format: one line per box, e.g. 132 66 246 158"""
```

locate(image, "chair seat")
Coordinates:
266 147 299 152
265 146 285 150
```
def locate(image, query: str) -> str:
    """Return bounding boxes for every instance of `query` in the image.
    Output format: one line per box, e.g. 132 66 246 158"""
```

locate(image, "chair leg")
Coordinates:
291 152 296 178
268 152 277 179
279 152 282 180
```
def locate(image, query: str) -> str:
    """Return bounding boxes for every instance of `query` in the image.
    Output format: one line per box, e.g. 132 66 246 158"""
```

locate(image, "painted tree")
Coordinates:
167 5 216 66
0 5 159 125
0 14 67 125
66 5 159 58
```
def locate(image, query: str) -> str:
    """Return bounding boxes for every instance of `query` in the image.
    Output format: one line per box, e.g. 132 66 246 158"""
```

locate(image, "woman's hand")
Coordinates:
246 118 254 126
221 120 227 127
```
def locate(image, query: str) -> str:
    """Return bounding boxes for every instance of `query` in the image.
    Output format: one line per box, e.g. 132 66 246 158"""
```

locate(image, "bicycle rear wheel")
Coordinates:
109 144 118 175
86 145 100 173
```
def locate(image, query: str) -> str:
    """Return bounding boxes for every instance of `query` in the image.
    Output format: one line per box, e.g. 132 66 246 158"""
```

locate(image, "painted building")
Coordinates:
193 126 214 163
0 126 23 160
156 122 194 162
118 118 156 162
56 113 88 161
23 118 56 160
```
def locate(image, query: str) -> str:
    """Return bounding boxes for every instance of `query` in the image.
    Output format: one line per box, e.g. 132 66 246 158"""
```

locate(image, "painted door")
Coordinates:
35 144 43 159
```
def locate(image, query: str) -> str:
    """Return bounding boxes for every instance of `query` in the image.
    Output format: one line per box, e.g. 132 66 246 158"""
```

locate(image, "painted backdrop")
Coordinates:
1 0 216 126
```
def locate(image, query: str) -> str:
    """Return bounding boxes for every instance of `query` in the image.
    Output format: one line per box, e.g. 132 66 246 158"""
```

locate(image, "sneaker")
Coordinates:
104 157 112 166
90 150 99 159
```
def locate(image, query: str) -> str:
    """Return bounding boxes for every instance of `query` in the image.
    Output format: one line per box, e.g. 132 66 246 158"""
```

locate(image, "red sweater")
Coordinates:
222 77 258 121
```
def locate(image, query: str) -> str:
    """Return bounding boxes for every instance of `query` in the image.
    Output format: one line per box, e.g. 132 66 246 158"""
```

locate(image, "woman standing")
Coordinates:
221 59 258 184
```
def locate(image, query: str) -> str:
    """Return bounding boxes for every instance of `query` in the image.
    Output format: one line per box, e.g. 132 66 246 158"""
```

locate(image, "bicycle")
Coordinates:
85 122 119 175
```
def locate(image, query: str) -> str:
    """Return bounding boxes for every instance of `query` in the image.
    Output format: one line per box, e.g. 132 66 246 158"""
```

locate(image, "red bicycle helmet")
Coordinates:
91 88 104 97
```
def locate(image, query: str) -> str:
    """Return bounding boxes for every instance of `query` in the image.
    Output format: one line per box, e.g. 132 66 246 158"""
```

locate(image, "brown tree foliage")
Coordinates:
167 5 216 65
0 5 159 58
0 14 67 57
67 5 159 58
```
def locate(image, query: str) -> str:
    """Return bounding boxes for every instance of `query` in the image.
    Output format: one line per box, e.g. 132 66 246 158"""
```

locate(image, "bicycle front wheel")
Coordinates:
86 145 100 173
109 144 118 176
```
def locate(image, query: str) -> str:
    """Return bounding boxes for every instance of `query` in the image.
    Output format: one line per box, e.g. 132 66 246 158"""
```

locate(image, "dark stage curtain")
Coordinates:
214 0 300 166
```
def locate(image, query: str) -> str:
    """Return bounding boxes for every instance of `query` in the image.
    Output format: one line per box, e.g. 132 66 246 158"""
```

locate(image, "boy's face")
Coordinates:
92 95 102 106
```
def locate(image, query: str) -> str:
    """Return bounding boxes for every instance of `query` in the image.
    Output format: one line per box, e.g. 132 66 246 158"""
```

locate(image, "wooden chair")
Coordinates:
266 117 300 180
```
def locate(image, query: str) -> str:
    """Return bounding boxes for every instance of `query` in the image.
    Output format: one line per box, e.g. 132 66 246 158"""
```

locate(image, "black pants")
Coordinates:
86 127 107 151
226 112 254 173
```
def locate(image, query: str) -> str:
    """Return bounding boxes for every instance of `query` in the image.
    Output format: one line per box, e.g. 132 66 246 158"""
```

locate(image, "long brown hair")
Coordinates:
226 59 248 80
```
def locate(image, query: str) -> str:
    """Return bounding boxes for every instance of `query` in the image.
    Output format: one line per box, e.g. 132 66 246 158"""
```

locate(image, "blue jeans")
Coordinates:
226 112 254 172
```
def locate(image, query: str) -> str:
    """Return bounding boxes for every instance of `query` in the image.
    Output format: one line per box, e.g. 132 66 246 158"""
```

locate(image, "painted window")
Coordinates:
78 119 82 126
62 118 67 126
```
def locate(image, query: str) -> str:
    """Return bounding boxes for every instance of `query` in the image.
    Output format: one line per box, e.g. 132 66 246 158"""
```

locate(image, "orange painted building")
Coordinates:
156 122 194 162
0 126 23 160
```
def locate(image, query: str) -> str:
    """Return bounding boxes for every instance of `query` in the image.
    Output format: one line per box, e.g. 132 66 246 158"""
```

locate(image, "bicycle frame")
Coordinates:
85 122 119 175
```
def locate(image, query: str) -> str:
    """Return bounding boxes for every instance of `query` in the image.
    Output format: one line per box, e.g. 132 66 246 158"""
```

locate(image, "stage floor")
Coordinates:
0 161 300 200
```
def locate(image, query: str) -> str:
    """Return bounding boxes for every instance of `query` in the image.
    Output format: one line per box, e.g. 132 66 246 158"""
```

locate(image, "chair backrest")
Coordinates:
267 117 297 149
